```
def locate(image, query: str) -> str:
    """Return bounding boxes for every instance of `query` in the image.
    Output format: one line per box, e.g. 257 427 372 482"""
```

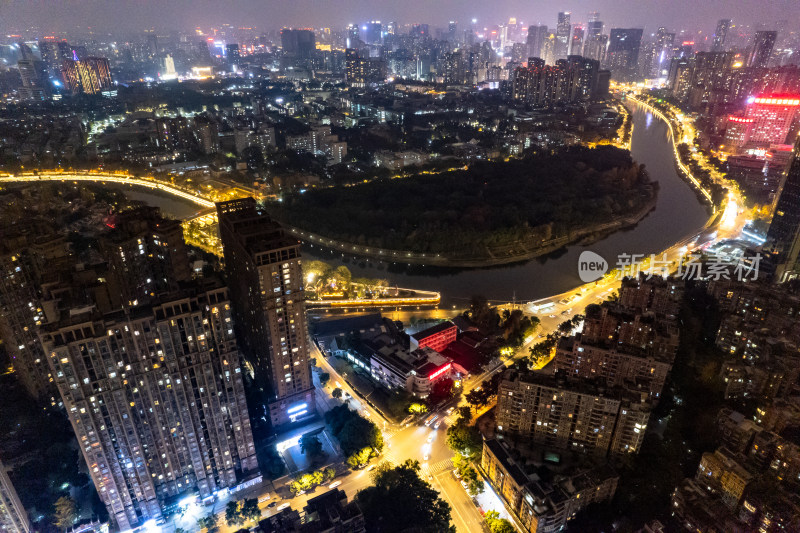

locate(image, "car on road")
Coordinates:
366 464 375 471
267 501 278 508
258 495 270 503
278 503 290 511
548 314 556 318
427 434 433 443
329 481 341 489
434 420 442 429
446 407 454 415
460 480 469 490
452 469 461 479
423 452 430 461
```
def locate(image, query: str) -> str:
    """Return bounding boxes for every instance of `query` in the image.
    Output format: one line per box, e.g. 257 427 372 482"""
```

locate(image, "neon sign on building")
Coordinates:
428 363 452 381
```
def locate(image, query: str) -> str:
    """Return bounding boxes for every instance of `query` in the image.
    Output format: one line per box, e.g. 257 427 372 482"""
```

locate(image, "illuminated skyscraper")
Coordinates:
570 25 584 56
712 19 732 52
606 28 643 80
364 21 382 45
280 28 316 59
17 58 49 100
747 31 777 69
346 24 360 48
216 198 317 427
526 25 547 60
0 461 30 533
60 55 112 94
226 43 241 65
587 12 603 37
555 12 571 60
40 283 258 531
448 21 458 42
584 33 608 63
765 137 800 282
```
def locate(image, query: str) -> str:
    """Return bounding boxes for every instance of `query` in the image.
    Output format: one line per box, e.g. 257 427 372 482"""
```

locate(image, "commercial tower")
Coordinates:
216 198 316 427
60 55 112 94
280 28 317 59
606 28 643 80
526 25 547 61
0 461 30 533
587 12 603 38
570 25 584 57
555 12 571 60
712 19 732 51
766 136 800 282
747 31 777 69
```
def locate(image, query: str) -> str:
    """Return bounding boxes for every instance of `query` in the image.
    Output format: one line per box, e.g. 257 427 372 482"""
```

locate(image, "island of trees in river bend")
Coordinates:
270 145 657 263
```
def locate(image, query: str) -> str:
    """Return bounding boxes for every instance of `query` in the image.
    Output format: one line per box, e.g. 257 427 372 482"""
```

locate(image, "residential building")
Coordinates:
553 336 672 402
98 207 192 308
39 283 258 531
0 253 50 399
0 461 30 533
216 198 317 427
481 438 618 533
302 488 366 532
496 370 651 456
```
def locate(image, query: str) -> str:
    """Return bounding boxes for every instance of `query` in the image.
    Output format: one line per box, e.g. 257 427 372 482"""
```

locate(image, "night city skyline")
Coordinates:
1 1 800 532
1 0 799 34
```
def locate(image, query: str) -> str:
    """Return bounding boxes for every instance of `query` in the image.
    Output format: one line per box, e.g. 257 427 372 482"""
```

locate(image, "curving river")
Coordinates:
120 102 711 307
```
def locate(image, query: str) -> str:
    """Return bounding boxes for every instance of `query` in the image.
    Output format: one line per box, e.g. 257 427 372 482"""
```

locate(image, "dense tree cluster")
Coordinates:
356 460 455 533
466 295 540 348
445 407 483 462
465 373 502 410
270 145 655 258
676 143 727 205
224 498 261 527
299 433 324 459
485 511 516 533
324 405 384 468
288 467 337 495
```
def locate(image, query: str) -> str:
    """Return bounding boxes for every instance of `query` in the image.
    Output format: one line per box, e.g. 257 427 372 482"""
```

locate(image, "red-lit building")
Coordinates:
744 95 800 146
410 321 458 352
723 116 754 152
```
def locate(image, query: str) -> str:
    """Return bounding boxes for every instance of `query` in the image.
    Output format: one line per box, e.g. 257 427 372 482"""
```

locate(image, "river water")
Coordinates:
120 103 711 307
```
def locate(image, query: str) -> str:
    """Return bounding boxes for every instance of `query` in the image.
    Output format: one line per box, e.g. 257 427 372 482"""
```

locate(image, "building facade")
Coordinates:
40 285 258 530
495 370 650 455
481 438 618 533
0 462 30 533
766 137 800 281
216 198 316 427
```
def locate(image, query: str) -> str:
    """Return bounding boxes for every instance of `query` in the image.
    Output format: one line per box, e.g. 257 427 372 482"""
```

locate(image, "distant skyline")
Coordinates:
1 0 798 36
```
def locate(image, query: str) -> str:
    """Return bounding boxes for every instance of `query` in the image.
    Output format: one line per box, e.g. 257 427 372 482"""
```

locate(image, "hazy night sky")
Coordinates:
1 0 798 34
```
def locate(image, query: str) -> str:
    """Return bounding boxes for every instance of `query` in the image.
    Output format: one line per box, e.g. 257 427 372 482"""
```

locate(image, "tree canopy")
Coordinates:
324 405 384 467
356 460 455 533
270 145 655 259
